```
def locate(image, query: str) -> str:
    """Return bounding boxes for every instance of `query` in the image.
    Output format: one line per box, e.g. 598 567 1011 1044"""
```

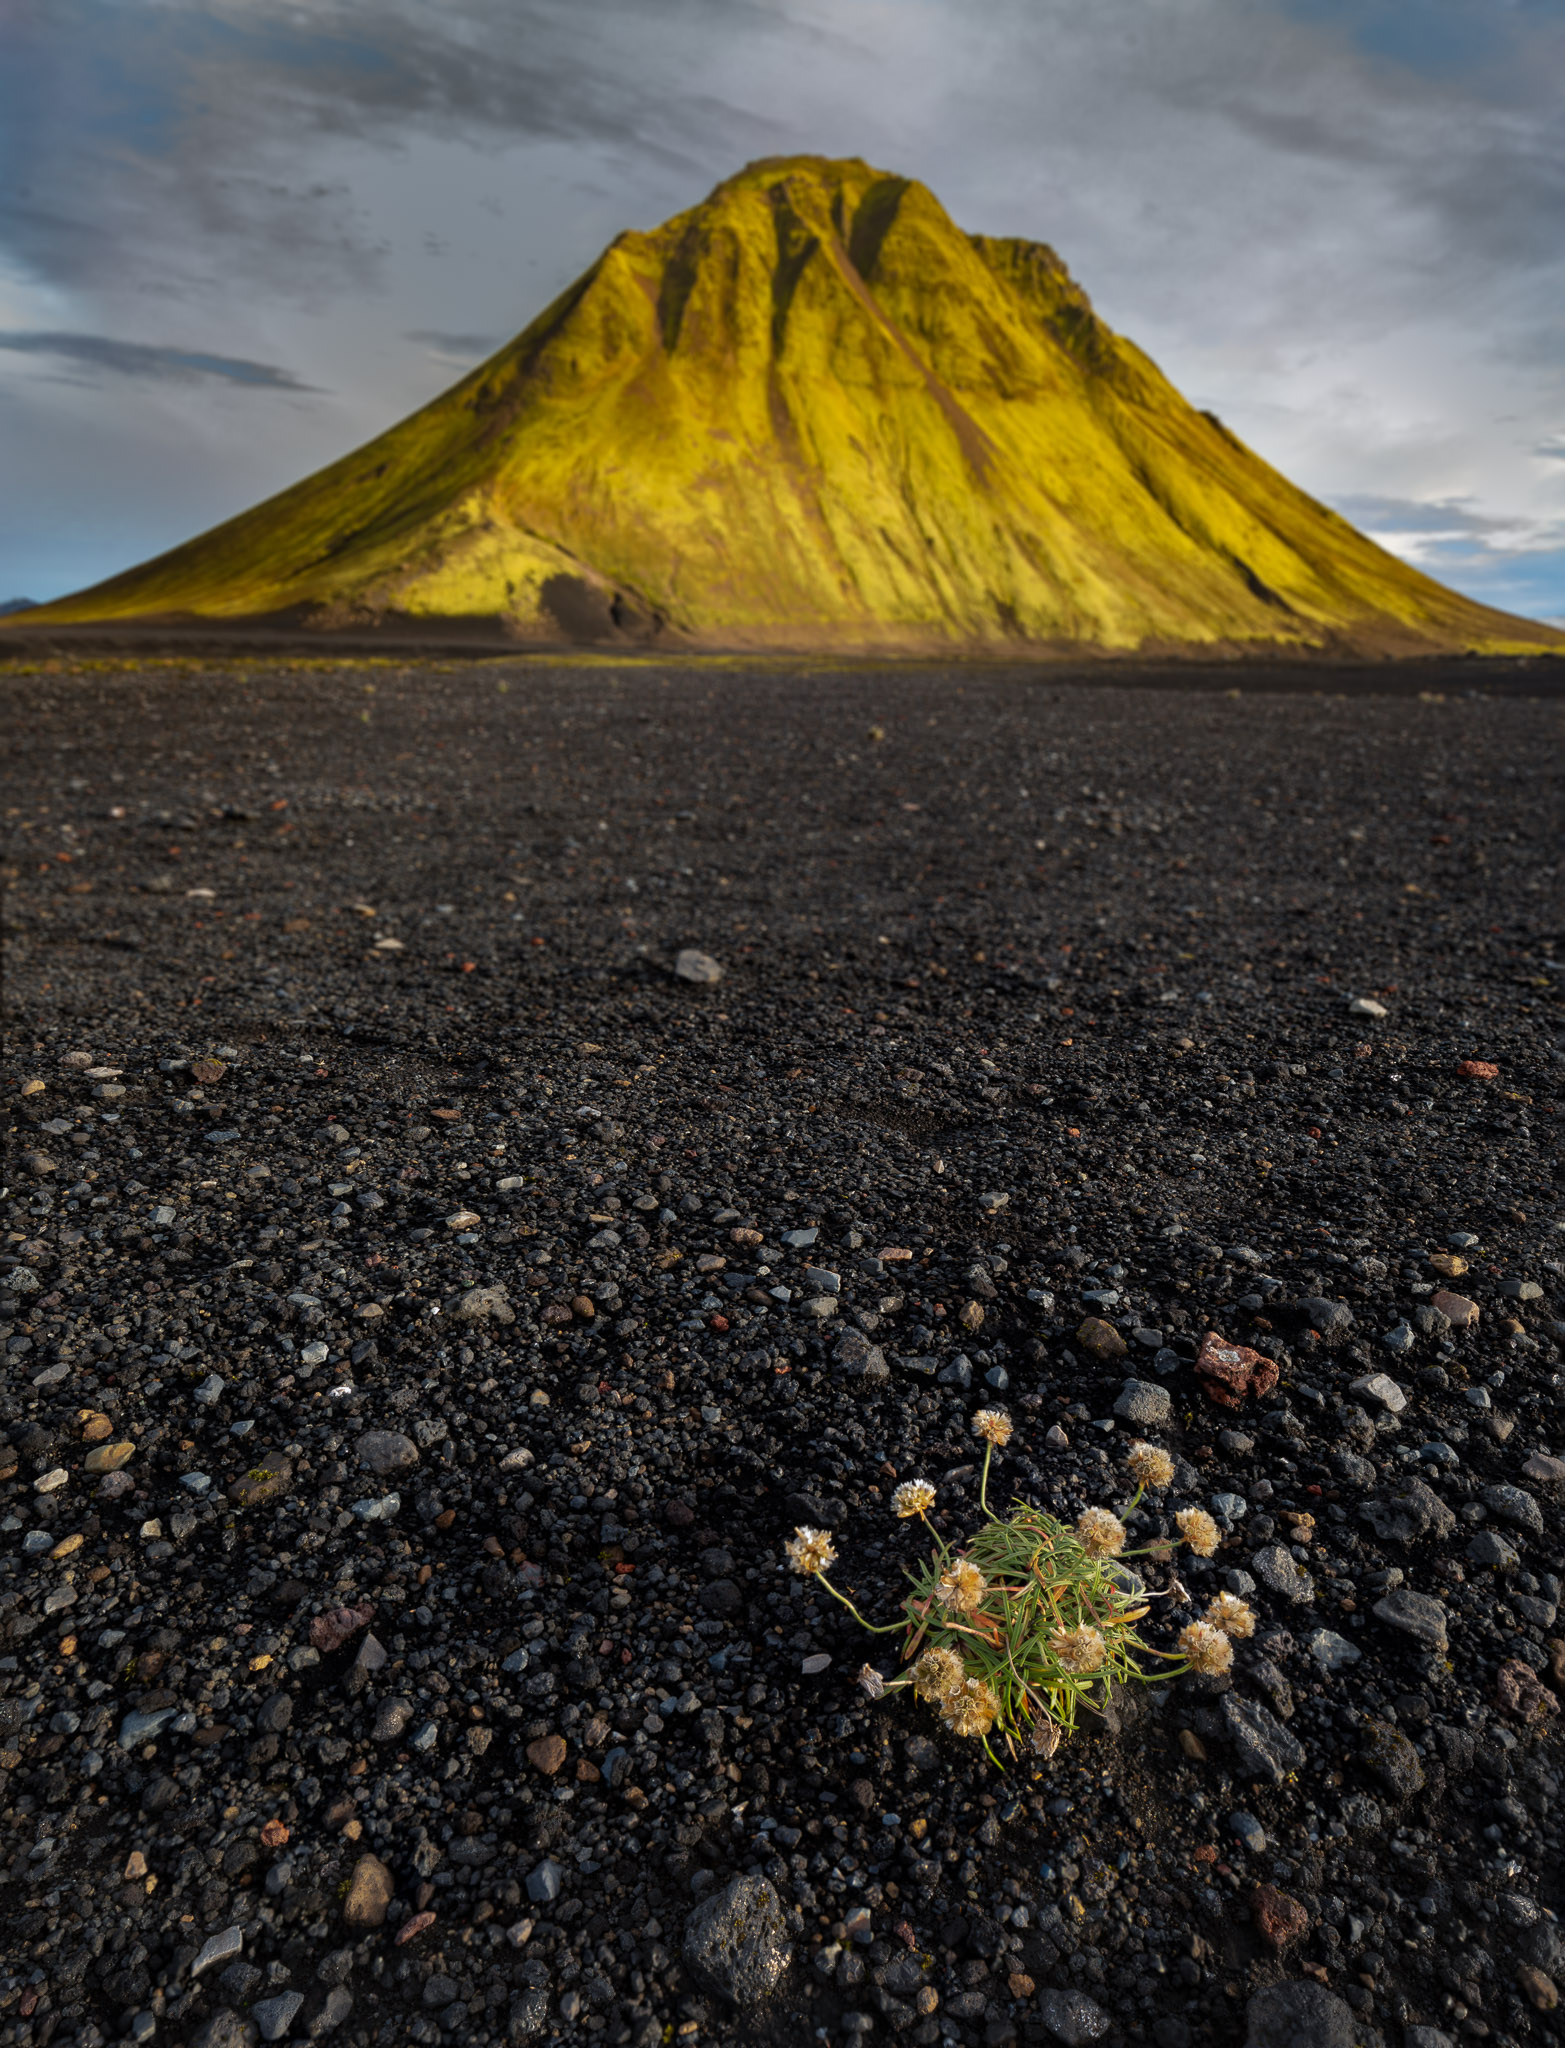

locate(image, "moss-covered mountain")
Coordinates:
20 156 1560 654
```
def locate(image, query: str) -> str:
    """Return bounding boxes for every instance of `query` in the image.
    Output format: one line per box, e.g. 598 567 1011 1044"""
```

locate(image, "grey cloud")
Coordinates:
1329 494 1520 538
407 330 502 357
0 331 316 389
1536 436 1565 462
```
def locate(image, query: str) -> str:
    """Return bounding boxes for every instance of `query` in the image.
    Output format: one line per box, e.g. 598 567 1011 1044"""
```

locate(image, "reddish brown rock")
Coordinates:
1194 1332 1278 1409
1547 1640 1565 1693
1252 1885 1310 1948
1432 1289 1480 1330
664 1498 696 1529
526 1734 568 1776
1458 1058 1499 1079
1496 1658 1558 1723
310 1601 375 1653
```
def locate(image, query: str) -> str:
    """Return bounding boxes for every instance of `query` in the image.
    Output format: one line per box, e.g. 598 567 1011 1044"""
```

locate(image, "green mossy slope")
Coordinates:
23 156 1560 654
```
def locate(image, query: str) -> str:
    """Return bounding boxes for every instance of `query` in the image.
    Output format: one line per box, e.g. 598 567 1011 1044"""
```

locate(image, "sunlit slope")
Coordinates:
23 156 1559 653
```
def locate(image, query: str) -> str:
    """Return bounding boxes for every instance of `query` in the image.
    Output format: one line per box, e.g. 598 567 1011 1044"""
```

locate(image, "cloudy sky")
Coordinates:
3 0 1563 622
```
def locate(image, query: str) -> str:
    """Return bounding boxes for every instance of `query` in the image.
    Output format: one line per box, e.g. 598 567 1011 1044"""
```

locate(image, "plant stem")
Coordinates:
979 1440 994 1515
817 1575 903 1634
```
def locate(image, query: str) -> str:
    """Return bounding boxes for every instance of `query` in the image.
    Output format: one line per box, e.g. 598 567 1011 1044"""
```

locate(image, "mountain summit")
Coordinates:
20 156 1559 653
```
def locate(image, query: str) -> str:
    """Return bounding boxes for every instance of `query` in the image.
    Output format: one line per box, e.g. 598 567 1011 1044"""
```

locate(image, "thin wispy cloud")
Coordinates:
0 330 316 389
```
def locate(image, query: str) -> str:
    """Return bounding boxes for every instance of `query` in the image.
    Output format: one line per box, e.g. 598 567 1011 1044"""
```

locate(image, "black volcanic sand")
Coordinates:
2 656 1562 2048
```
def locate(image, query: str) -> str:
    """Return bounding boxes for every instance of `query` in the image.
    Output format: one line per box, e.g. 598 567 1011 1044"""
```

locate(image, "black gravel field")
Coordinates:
2 655 1563 2048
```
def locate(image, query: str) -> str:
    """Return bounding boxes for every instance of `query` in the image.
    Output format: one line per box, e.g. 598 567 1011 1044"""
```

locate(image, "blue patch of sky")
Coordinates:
1273 0 1527 82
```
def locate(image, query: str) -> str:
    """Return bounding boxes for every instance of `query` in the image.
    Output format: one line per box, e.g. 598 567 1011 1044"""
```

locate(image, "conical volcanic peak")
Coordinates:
20 154 1560 655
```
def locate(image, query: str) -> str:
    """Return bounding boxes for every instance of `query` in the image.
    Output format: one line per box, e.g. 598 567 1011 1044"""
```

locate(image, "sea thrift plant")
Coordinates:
788 1415 1206 1764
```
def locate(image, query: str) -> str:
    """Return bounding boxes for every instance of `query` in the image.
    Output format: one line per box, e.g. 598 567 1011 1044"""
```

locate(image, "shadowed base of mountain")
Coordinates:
2 628 1561 703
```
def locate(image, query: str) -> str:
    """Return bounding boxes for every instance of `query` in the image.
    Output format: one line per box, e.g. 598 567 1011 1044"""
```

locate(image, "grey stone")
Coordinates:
1303 1629 1361 1672
1035 1989 1112 2045
526 1858 563 1904
1297 1297 1354 1345
1512 1593 1557 1628
307 1986 352 2036
1361 1718 1426 1799
1250 1544 1315 1605
1372 1589 1448 1653
1330 1451 1377 1489
372 1696 414 1741
1339 1793 1382 1832
120 1706 177 1747
1350 1372 1408 1413
682 1873 791 2005
1244 1981 1355 2048
673 948 723 984
1522 1921 1565 1977
1221 1694 1306 1784
191 1926 246 1979
1466 1528 1520 1571
255 1691 293 1734
219 1963 263 2006
1403 2031 1456 2048
252 1992 305 2042
1481 1484 1543 1536
355 1430 418 1476
699 1578 742 1617
1114 1377 1172 1427
189 2013 257 2048
1229 1811 1267 1854
834 1328 888 1382
454 1285 514 1324
1499 1278 1543 1301
510 1990 550 2037
1381 1322 1415 1354
1359 1477 1456 1546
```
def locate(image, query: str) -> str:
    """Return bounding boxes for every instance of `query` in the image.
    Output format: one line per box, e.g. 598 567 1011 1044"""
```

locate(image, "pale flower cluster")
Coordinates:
936 1558 988 1612
1051 1622 1107 1675
940 1674 1001 1739
1204 1591 1256 1639
784 1526 836 1576
1075 1507 1128 1558
1126 1440 1175 1491
1175 1507 1220 1557
971 1408 1013 1448
891 1479 937 1519
1177 1619 1233 1676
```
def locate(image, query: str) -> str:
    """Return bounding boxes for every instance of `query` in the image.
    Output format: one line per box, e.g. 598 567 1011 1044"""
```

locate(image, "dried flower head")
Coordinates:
1051 1623 1107 1675
785 1526 837 1577
1029 1717 1062 1759
1175 1508 1220 1557
936 1557 988 1612
971 1408 1013 1448
1177 1619 1234 1676
1204 1592 1256 1640
909 1644 965 1700
891 1479 937 1519
940 1674 1000 1740
1075 1507 1128 1558
1126 1441 1175 1491
856 1664 887 1700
